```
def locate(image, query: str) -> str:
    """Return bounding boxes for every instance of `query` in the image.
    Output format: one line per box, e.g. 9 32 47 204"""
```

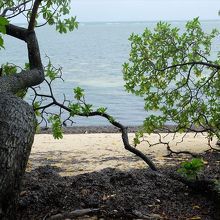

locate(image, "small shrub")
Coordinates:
177 158 204 180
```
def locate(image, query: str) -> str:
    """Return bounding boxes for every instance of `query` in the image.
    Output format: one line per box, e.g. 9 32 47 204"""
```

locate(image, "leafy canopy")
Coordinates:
0 0 78 50
123 18 220 143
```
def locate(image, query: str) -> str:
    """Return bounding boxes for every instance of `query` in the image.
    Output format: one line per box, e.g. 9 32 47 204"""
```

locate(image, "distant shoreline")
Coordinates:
38 124 211 134
14 19 220 26
38 126 141 134
37 125 177 134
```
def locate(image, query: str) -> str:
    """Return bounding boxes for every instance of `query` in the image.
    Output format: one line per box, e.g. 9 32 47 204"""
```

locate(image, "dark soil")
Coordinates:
17 151 220 220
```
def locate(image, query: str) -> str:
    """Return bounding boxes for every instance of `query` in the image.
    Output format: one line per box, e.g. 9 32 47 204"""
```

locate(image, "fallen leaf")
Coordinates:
190 216 201 220
20 191 27 197
193 205 200 209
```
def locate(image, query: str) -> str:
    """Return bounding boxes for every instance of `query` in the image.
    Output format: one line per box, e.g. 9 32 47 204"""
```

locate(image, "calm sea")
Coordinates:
2 20 220 126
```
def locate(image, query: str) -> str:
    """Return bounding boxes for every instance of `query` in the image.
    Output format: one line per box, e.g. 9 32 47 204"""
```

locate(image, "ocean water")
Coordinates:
1 20 220 126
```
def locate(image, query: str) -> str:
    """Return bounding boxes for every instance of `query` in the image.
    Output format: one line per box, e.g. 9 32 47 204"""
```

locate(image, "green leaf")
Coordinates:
33 101 41 117
177 158 204 180
73 87 84 100
1 63 17 75
45 60 58 80
0 35 4 48
81 104 92 115
48 115 63 139
0 17 9 29
97 107 107 114
69 103 81 116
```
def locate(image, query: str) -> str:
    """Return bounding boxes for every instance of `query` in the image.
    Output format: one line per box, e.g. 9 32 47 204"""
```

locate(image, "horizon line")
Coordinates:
12 18 220 25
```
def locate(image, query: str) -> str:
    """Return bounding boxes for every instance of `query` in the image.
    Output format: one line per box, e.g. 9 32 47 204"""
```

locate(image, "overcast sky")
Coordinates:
70 0 220 22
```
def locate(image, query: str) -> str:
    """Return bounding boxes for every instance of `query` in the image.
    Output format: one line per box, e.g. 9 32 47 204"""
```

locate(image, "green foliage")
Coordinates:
177 158 204 180
0 1 115 141
1 63 17 75
0 16 8 49
40 0 78 33
123 18 220 142
48 115 63 139
134 130 143 146
69 90 108 117
70 87 93 116
45 59 60 80
55 16 78 33
0 0 78 32
33 101 41 117
97 107 107 114
73 87 85 100
69 103 81 116
0 1 79 141
81 104 93 115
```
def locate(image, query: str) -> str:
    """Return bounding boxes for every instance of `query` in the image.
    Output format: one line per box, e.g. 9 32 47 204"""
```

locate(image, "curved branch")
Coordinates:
6 24 27 41
26 30 43 69
2 22 44 93
36 98 158 171
156 61 220 72
82 112 157 171
0 68 43 93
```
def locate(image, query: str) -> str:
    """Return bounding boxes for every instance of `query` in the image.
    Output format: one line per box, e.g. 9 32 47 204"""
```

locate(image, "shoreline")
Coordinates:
39 125 141 134
38 125 210 134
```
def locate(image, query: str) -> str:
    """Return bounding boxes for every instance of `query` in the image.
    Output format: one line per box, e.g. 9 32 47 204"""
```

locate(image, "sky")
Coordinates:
70 0 220 22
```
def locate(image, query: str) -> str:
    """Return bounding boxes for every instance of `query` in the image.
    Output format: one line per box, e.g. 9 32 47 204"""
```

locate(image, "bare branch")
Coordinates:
1 0 31 17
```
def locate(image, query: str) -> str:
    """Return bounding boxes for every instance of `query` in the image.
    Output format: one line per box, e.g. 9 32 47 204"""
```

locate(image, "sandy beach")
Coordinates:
28 132 218 176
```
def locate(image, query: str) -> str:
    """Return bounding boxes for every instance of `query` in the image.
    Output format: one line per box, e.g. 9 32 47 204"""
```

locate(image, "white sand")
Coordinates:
28 133 218 176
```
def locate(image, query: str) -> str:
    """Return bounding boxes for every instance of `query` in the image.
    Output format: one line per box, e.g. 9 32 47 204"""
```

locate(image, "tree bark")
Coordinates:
0 93 36 219
0 2 44 219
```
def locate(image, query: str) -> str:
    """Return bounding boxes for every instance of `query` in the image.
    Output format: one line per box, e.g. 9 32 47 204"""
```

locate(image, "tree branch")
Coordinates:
34 84 158 171
28 0 42 31
1 0 31 17
155 61 220 72
6 24 27 41
0 68 43 93
3 22 44 93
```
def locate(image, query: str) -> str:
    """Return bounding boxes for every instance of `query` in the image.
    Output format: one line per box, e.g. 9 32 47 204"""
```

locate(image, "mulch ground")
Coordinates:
17 151 220 220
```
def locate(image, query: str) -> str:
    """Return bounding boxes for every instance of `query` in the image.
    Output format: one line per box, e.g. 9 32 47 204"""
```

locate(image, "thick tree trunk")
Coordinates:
0 3 44 219
0 93 36 220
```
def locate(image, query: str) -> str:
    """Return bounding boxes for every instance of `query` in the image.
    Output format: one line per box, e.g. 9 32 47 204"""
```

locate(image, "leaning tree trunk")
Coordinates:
0 5 44 218
0 93 36 219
